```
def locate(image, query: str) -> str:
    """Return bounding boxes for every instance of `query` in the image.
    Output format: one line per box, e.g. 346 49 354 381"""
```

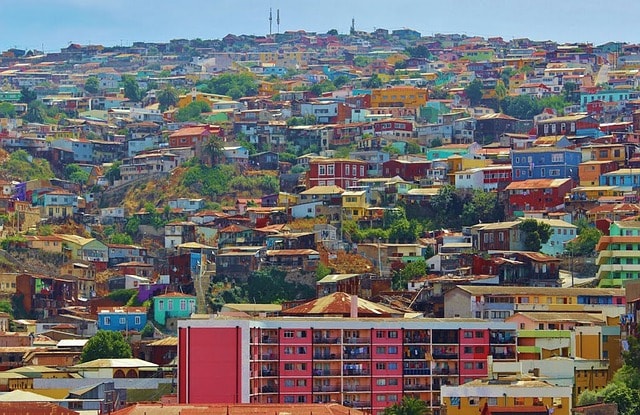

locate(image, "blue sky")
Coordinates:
1 0 638 52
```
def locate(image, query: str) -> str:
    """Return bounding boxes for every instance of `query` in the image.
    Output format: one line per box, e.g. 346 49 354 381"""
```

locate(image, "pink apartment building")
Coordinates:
178 316 517 415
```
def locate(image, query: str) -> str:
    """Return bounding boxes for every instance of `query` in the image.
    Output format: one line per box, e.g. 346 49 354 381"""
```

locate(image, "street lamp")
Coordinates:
377 238 382 277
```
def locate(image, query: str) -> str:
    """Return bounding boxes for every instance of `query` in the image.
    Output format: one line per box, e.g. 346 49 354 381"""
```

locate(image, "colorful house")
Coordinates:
505 178 573 217
511 147 581 182
521 218 577 257
97 306 147 332
596 221 640 287
153 292 196 327
341 190 368 220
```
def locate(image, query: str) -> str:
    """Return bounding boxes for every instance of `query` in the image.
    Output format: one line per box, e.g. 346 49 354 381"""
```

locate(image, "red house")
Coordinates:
169 125 219 148
373 118 414 139
307 158 368 189
505 178 573 216
382 159 431 181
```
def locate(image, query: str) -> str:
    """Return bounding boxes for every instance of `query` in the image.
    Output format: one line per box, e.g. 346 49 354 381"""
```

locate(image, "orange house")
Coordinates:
370 86 427 108
578 160 619 186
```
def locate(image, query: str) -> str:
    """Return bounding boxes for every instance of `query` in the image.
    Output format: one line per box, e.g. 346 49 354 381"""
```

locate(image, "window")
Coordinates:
469 397 479 406
284 396 294 403
488 397 497 406
388 395 398 402
464 331 473 338
284 379 295 387
297 331 307 338
345 165 350 175
284 331 294 338
475 331 483 338
389 378 398 385
327 164 335 175
377 395 386 402
388 362 398 370
388 346 398 354
158 300 164 311
376 362 386 370
297 363 307 370
104 316 111 326
135 316 141 325
464 347 473 354
297 379 306 386
284 347 294 354
298 347 306 354
377 379 387 386
476 362 485 369
376 331 385 338
388 331 398 338
319 165 326 175
360 165 365 176
298 396 306 403
119 317 125 325
168 301 173 311
551 153 564 163
180 299 186 311
376 347 386 354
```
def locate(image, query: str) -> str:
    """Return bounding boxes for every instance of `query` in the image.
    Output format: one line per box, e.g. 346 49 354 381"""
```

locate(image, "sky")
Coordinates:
1 0 639 53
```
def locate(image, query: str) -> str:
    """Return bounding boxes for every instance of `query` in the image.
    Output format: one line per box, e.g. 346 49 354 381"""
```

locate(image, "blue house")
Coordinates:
511 147 581 182
580 90 637 111
599 168 640 186
97 306 147 332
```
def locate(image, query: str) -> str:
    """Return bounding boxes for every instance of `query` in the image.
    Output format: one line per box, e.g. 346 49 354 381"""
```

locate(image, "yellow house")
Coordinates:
277 192 298 207
370 86 427 108
177 89 233 109
25 235 65 254
441 377 571 415
342 190 368 220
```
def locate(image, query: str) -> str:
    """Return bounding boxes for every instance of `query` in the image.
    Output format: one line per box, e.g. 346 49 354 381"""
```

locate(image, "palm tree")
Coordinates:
203 136 224 166
383 397 431 415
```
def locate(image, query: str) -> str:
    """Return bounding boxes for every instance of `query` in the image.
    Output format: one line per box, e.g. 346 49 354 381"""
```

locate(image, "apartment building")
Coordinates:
177 316 517 415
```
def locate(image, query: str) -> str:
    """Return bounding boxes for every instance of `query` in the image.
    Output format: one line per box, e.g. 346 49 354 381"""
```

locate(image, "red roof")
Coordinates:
0 402 79 415
169 126 210 138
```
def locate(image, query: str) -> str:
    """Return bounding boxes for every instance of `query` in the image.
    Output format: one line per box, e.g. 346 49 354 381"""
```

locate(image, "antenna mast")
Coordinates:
276 9 280 35
269 8 273 36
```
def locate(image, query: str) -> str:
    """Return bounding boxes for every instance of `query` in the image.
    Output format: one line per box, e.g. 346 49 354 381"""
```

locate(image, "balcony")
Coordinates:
314 337 341 344
432 352 458 360
261 385 278 393
343 337 370 344
403 368 430 376
344 353 370 360
405 384 430 391
343 385 371 392
313 369 341 376
260 354 278 360
314 354 337 360
343 368 370 376
343 401 371 409
261 369 278 377
432 368 458 375
259 336 278 344
404 336 431 344
313 385 341 393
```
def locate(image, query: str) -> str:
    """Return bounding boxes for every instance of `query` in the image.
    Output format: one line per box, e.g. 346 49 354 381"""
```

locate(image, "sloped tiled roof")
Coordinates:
282 292 404 317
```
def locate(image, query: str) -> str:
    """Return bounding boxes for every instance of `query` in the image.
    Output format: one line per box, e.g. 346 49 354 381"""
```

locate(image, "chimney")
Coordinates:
350 295 358 318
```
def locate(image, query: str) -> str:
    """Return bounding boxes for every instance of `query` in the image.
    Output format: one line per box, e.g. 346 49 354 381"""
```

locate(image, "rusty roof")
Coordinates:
282 292 404 317
505 178 570 190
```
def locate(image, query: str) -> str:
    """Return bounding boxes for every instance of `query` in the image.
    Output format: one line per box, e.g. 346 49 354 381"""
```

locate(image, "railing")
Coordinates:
343 369 370 376
313 369 341 376
259 337 278 344
404 336 431 344
344 353 370 360
432 352 458 359
405 384 430 391
403 368 430 376
313 385 341 392
343 401 371 408
261 354 278 360
261 385 278 393
343 385 371 392
314 337 341 344
343 337 371 344
261 370 278 377
433 369 458 375
313 354 337 360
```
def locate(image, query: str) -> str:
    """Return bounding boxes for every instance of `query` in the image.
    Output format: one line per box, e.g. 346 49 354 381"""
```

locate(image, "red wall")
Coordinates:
179 327 241 403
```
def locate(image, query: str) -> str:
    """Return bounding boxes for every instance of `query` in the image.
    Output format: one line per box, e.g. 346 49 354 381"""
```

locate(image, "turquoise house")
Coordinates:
153 292 196 326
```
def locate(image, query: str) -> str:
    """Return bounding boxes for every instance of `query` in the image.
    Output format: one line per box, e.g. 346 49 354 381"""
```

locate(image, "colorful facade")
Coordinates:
596 221 640 287
177 317 518 415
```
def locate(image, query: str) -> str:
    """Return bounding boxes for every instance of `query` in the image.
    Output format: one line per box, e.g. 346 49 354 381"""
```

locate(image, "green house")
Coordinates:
153 292 196 326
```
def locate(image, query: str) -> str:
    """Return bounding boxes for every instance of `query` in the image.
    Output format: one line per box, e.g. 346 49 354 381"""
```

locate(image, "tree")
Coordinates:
327 29 338 36
0 102 16 118
501 95 540 120
566 225 602 256
122 75 142 102
563 81 580 104
80 331 132 363
23 102 45 123
383 396 431 415
364 73 383 89
429 185 463 229
175 101 211 122
19 87 37 104
310 80 336 96
201 73 258 99
464 79 483 106
461 190 504 226
394 260 427 290
157 86 179 111
65 163 90 185
405 45 432 59
520 219 551 252
598 382 638 415
84 76 99 94
576 389 598 407
494 79 508 101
